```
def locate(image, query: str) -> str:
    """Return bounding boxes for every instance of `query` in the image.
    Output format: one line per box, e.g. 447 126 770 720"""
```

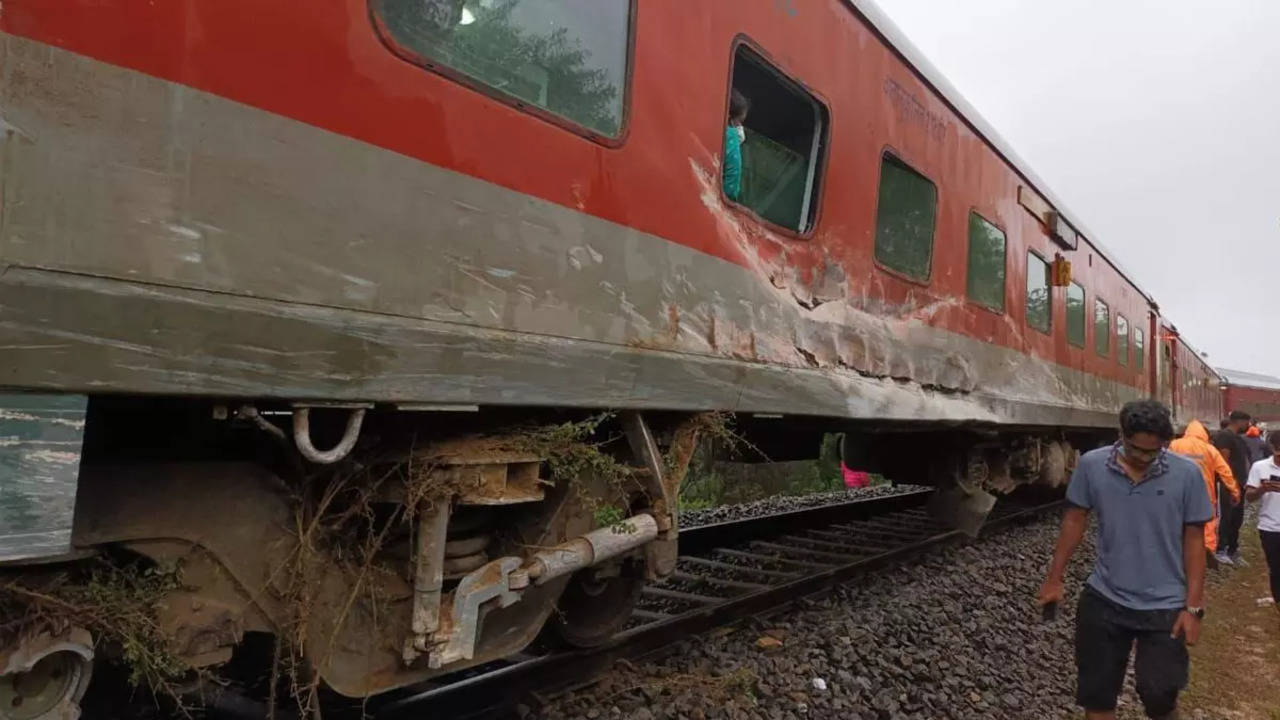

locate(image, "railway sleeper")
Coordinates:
712 547 835 570
677 556 802 581
781 533 881 554
668 570 769 592
748 540 863 563
801 528 900 550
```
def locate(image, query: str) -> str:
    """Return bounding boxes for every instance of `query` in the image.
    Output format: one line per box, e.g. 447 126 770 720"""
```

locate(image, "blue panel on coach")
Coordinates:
0 393 88 561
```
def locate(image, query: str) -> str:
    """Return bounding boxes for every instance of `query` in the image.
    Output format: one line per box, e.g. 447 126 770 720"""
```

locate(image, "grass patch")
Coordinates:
608 667 759 706
679 433 888 510
1174 519 1280 719
1088 516 1280 720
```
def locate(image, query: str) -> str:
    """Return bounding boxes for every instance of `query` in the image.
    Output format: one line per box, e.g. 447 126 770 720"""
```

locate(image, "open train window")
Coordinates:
1025 251 1051 334
1095 300 1111 357
371 0 632 139
875 155 938 281
1066 282 1086 348
1117 315 1130 366
1135 327 1145 371
725 44 829 233
965 212 1005 312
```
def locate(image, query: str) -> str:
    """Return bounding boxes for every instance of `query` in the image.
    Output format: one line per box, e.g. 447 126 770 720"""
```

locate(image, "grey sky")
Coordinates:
875 0 1280 375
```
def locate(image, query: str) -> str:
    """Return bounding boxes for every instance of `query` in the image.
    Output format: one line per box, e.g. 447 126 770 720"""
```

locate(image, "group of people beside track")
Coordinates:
1036 400 1280 720
1169 410 1270 568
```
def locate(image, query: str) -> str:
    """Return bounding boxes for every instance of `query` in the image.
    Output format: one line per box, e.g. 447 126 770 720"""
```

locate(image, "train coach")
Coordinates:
1220 368 1280 427
0 0 1260 714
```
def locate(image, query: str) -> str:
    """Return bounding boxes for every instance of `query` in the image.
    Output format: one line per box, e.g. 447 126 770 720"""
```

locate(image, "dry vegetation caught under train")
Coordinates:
0 401 1092 718
0 408 730 715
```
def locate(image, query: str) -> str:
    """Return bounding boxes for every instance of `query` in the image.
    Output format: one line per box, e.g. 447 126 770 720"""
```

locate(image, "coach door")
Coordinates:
1161 337 1177 414
1149 312 1163 400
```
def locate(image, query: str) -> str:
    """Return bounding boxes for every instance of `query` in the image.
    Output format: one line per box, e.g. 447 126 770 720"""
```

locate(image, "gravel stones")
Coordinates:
536 514 1116 720
679 484 932 529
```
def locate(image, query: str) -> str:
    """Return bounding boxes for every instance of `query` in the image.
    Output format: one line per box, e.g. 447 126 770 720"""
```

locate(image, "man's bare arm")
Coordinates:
1037 506 1088 606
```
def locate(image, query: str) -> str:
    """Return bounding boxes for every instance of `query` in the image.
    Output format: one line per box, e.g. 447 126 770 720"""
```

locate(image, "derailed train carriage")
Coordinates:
0 0 1271 714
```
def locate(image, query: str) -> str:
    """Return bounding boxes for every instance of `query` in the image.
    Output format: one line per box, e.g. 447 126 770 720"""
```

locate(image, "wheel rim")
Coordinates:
551 559 644 648
0 651 88 720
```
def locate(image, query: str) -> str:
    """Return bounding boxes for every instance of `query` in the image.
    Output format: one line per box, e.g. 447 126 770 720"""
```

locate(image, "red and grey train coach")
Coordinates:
0 0 1256 713
1220 369 1280 426
1160 325 1225 425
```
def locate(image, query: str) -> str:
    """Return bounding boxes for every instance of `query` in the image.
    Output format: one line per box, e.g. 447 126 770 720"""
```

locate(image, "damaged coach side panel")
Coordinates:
0 35 1127 430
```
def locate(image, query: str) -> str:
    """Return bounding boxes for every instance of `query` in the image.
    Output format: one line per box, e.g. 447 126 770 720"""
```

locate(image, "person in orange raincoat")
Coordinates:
1170 419 1241 554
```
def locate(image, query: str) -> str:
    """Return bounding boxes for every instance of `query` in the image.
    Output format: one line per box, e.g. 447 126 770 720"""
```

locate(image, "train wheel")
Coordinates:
0 639 93 720
549 557 644 648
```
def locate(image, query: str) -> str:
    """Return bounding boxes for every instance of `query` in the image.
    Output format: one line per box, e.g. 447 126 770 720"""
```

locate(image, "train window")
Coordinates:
1095 300 1111 357
1025 251 1051 334
1066 282 1086 348
371 0 631 139
965 212 1006 312
1135 328 1145 370
728 45 829 233
875 155 937 281
1117 315 1130 366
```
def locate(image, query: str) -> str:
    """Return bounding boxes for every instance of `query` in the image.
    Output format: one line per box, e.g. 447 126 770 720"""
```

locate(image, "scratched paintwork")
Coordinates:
0 1 1159 695
0 393 86 561
0 34 1138 432
0 0 1159 402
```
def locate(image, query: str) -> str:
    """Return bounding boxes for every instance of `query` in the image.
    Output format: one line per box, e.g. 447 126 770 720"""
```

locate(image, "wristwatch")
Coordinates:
1186 606 1205 619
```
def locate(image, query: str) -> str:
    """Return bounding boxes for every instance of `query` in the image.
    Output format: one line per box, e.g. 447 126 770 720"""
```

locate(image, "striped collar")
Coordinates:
1106 441 1169 485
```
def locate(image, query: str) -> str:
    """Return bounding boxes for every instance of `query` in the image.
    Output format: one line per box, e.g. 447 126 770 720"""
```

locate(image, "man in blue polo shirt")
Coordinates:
1038 399 1213 720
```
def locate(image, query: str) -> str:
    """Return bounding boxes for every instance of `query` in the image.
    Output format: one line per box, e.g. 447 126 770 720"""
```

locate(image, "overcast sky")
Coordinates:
874 0 1280 375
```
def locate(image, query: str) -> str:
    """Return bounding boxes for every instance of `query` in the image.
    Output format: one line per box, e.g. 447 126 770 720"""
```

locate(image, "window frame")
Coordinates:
1065 281 1086 348
963 209 1007 315
1024 249 1052 335
719 36 832 239
1094 298 1111 358
368 0 638 146
1116 314 1130 367
872 148 940 286
1135 326 1146 371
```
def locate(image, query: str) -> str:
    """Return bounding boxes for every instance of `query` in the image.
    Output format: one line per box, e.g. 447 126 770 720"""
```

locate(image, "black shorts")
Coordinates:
1076 586 1188 717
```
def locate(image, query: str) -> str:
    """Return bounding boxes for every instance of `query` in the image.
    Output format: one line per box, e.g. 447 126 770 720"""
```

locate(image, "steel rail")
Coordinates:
371 489 1063 720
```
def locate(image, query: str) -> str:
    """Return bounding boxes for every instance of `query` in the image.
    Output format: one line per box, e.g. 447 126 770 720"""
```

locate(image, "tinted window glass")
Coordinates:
1117 315 1130 366
730 46 828 232
874 156 937 281
373 0 630 137
1095 300 1111 357
1135 327 1145 370
966 213 1006 312
1026 252 1051 333
1066 282 1086 347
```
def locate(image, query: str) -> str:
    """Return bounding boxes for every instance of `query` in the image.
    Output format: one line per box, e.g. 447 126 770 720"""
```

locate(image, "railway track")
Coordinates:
368 488 1062 720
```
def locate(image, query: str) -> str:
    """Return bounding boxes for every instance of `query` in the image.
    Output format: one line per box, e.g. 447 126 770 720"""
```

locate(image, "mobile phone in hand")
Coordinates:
1042 602 1058 622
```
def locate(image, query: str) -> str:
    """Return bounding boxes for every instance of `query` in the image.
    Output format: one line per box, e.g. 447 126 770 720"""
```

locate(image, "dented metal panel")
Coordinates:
0 31 1136 430
0 392 86 561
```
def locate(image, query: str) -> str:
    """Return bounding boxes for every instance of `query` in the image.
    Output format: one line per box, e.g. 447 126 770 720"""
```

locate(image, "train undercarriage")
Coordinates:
0 395 1102 718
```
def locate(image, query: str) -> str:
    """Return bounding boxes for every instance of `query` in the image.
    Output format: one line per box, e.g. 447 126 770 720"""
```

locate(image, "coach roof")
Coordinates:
844 0 1156 307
